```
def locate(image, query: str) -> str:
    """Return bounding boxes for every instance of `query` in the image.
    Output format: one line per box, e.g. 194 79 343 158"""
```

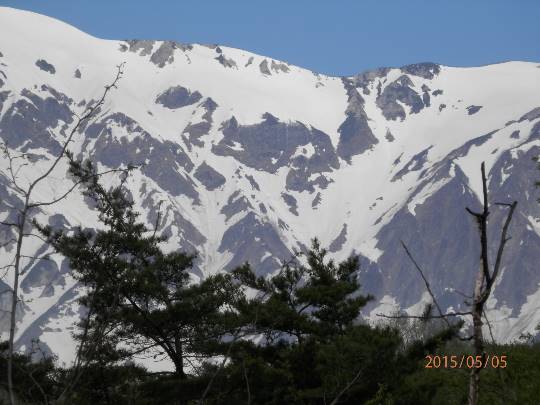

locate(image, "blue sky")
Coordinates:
2 0 539 76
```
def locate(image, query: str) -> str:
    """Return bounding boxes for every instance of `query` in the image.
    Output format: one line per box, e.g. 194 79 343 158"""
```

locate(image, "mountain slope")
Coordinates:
0 7 539 364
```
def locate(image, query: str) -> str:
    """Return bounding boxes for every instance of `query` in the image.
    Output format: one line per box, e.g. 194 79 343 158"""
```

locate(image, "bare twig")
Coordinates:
243 358 251 405
463 162 516 405
198 300 261 404
400 240 452 329
488 201 517 294
198 332 241 404
377 311 472 320
152 200 163 239
0 220 19 227
13 361 49 405
2 63 125 405
29 167 130 209
329 367 363 405
385 163 518 405
482 310 496 345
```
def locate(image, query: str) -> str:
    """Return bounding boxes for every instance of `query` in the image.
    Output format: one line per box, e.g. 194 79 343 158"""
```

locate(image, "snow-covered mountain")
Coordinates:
0 7 539 364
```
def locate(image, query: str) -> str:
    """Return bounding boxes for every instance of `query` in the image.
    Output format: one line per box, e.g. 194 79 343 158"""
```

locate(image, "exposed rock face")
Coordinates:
213 114 338 190
84 112 199 202
337 79 379 162
0 90 9 112
1 8 539 364
392 146 433 181
0 88 73 154
519 107 540 122
35 59 55 74
183 98 217 147
329 224 348 252
467 105 483 115
121 39 154 56
194 162 226 191
271 60 290 73
401 62 441 79
377 75 425 121
281 193 299 215
374 165 482 307
259 60 271 75
120 40 192 67
156 86 202 109
215 54 237 69
150 42 179 67
221 191 253 222
219 212 291 276
349 67 390 95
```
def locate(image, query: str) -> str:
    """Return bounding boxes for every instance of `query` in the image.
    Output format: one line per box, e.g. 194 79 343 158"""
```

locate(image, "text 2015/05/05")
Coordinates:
424 354 507 369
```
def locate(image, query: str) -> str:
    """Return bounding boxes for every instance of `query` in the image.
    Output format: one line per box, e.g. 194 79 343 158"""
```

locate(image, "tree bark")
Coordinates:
7 208 27 405
468 268 485 405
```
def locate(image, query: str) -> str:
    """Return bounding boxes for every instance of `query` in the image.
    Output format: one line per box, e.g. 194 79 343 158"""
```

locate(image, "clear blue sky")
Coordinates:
2 0 539 76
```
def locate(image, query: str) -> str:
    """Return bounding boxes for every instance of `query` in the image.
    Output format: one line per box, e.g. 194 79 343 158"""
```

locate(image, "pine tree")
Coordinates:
38 157 242 402
232 239 373 343
197 241 397 403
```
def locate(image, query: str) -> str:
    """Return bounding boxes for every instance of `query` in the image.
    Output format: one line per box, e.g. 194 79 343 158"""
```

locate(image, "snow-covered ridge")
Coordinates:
0 6 539 363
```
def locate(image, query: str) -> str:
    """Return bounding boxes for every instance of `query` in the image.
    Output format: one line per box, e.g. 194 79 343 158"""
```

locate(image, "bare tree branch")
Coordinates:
385 163 518 405
377 311 472 320
0 221 18 227
198 303 262 404
1 144 29 197
243 358 251 405
400 240 452 329
28 167 131 208
482 310 496 345
152 200 164 239
488 201 517 293
26 63 125 199
329 367 363 405
1 63 125 405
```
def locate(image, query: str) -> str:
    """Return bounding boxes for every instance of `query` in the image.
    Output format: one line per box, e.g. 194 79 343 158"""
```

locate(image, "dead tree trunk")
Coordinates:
465 162 516 405
468 269 485 405
380 162 517 405
466 162 490 404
